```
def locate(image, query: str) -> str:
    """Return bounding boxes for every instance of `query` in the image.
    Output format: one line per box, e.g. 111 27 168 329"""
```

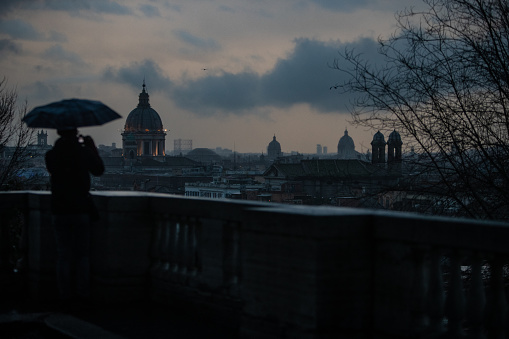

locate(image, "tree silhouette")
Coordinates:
0 77 36 190
333 0 509 220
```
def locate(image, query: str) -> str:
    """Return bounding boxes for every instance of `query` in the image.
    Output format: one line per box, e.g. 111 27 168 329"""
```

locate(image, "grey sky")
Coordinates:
0 0 422 153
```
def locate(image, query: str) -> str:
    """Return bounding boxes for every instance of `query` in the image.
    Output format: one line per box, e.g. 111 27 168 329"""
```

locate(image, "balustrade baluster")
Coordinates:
445 250 466 337
412 247 428 332
466 252 486 339
168 218 179 281
159 216 172 279
186 217 199 278
428 248 445 334
177 219 188 283
149 217 164 278
223 221 241 296
485 257 507 339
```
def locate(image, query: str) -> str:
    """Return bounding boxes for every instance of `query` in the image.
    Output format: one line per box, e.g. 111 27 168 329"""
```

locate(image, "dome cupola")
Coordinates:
337 129 356 159
388 130 402 145
267 135 282 159
124 81 164 132
121 81 167 158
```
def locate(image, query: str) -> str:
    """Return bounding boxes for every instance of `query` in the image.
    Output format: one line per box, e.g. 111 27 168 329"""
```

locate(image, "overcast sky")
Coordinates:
1 0 422 154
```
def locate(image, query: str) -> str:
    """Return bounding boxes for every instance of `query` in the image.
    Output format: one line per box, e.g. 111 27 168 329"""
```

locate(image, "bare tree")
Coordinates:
333 0 509 220
0 77 36 190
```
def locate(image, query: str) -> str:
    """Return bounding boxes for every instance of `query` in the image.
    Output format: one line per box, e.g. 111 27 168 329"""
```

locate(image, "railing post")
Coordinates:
445 250 466 337
177 218 188 283
149 215 164 279
485 257 507 339
169 217 180 281
223 220 241 297
185 216 200 280
428 247 445 334
412 246 429 332
466 252 486 339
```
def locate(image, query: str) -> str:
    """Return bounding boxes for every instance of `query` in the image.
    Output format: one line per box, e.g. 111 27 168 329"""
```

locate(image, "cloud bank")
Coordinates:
102 37 382 117
171 37 381 116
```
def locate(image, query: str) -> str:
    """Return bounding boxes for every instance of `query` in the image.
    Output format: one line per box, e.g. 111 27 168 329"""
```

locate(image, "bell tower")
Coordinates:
387 130 403 163
371 131 386 164
37 130 48 146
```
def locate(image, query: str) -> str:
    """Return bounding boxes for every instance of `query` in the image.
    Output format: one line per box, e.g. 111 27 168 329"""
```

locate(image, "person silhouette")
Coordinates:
45 128 104 307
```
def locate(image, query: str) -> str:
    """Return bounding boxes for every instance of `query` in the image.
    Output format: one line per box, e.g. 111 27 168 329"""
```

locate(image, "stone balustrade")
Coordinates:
1 191 508 338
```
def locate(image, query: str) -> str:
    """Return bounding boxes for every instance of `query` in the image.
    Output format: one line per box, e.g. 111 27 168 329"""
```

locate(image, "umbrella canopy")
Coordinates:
23 98 122 130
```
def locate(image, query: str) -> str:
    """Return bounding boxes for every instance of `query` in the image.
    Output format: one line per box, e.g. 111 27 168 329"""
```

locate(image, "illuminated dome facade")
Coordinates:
122 82 167 159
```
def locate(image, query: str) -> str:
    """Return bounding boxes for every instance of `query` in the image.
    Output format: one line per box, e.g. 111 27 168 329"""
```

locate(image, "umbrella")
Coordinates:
22 98 122 130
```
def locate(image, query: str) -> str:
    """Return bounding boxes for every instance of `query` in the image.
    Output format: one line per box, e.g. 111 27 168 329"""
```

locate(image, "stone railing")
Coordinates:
1 191 508 338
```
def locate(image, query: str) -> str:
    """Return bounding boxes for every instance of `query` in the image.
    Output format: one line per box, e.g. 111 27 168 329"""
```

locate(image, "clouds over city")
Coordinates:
104 37 380 116
0 0 422 152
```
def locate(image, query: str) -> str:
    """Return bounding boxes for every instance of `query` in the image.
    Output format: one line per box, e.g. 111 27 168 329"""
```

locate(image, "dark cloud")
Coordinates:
42 44 85 65
42 0 133 16
0 19 67 42
174 30 220 50
0 19 44 40
171 37 382 116
22 81 65 105
102 59 173 92
139 4 161 17
0 0 24 17
0 0 132 19
311 0 373 12
0 38 22 55
173 72 261 115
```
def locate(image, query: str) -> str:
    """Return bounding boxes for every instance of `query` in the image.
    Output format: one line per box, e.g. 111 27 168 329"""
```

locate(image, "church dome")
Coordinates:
338 129 355 149
371 131 386 145
388 130 402 145
337 129 356 159
267 135 281 158
124 82 164 132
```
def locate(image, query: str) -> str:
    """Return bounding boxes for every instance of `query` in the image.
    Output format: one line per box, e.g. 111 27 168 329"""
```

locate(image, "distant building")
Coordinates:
323 146 328 155
316 144 322 155
121 81 166 159
263 158 401 206
37 130 48 146
267 135 282 159
337 129 356 159
186 148 222 164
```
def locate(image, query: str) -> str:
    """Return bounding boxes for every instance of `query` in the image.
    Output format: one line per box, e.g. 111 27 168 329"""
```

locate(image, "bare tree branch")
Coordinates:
333 0 509 220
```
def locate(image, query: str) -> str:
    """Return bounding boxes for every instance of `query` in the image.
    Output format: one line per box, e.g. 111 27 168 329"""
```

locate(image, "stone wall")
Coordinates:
1 191 508 338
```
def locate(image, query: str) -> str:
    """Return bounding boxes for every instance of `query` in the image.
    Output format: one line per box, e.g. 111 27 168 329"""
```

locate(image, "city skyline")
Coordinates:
1 0 422 153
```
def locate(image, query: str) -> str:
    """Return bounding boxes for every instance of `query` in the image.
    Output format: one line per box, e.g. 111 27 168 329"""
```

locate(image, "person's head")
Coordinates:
57 128 78 139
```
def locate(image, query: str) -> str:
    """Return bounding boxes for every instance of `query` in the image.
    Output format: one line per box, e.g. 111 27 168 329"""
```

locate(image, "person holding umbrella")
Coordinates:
45 127 104 306
23 98 121 308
